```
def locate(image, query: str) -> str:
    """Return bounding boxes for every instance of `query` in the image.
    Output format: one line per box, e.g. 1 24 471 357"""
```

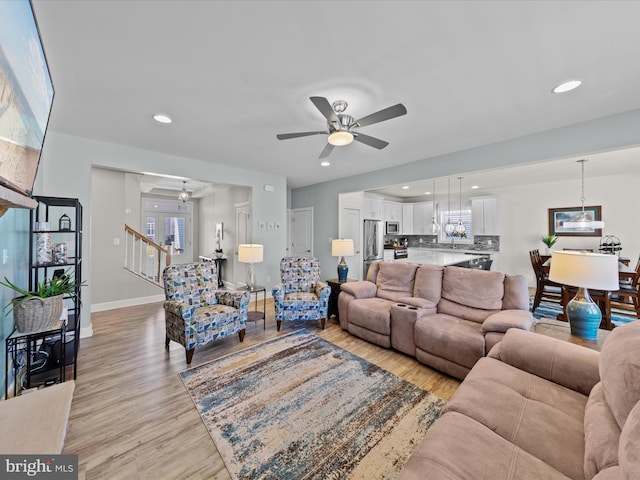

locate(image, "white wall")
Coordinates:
198 185 251 286
35 132 288 336
495 172 640 284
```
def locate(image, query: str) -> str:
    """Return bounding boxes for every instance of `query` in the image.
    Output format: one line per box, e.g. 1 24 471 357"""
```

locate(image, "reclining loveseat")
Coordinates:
337 261 533 379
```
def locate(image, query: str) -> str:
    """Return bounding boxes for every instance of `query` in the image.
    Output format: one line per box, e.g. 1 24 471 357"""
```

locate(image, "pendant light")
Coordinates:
563 159 605 229
444 177 455 234
178 180 190 203
429 178 441 234
455 176 466 235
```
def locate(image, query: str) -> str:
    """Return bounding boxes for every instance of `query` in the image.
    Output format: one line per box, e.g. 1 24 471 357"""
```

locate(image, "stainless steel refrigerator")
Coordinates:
363 219 384 279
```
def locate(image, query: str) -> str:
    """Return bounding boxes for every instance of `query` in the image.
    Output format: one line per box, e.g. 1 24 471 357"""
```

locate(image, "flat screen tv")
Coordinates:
0 0 54 199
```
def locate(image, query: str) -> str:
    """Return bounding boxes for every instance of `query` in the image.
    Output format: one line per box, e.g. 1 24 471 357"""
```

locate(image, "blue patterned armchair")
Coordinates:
163 261 249 364
272 257 331 331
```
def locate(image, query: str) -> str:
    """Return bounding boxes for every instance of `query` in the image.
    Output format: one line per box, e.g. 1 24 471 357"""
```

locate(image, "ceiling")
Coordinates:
32 1 640 190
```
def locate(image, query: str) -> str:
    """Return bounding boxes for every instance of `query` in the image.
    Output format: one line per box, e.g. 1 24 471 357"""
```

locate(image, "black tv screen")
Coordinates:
0 0 54 197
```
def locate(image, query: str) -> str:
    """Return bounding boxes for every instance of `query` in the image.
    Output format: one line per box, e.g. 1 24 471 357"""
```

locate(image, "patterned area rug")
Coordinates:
180 330 446 480
531 299 633 327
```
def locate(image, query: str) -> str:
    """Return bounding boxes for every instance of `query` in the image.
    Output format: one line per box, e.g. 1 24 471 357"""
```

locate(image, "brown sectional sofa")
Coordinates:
337 261 533 379
399 321 640 480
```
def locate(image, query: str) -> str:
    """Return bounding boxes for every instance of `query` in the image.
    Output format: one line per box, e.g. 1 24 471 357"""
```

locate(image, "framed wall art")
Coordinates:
548 206 603 237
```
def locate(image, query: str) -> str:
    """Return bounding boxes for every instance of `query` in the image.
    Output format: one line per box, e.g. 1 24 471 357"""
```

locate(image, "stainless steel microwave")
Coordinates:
385 221 400 234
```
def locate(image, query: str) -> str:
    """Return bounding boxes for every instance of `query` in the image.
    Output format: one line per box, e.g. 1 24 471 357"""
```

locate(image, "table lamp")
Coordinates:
548 251 618 339
332 239 354 282
238 244 263 289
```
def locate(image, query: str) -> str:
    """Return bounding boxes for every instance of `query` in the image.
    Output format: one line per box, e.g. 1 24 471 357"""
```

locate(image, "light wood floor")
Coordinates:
64 300 460 480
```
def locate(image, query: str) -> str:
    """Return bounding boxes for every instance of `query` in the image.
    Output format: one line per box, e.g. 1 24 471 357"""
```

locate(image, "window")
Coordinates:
164 216 185 254
440 208 472 243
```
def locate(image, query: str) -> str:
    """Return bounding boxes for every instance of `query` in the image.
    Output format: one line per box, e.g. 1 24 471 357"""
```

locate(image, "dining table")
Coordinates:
542 257 637 329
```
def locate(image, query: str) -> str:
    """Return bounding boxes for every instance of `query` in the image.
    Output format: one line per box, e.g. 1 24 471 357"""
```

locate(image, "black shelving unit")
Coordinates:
28 196 83 382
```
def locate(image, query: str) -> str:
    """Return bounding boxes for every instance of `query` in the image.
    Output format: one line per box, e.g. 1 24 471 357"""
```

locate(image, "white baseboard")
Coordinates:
91 294 165 313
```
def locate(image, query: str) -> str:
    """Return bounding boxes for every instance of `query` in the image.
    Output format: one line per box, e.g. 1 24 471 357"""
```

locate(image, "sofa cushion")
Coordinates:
415 314 484 370
413 264 444 304
441 266 505 310
619 399 640 479
599 320 640 429
445 357 588 480
503 274 530 311
437 298 500 323
347 297 393 335
398 411 571 480
584 382 621 480
375 262 418 301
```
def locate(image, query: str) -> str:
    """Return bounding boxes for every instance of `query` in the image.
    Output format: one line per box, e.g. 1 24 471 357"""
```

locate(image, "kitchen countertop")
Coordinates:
409 247 498 255
395 250 485 266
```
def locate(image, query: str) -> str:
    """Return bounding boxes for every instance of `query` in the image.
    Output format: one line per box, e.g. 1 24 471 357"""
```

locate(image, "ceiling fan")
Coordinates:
276 97 407 158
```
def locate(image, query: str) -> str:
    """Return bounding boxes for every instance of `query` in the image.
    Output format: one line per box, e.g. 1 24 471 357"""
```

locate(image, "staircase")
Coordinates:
124 224 171 288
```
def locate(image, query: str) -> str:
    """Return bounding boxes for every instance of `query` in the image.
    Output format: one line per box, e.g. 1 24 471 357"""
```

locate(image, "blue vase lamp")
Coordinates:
332 239 355 283
549 251 619 340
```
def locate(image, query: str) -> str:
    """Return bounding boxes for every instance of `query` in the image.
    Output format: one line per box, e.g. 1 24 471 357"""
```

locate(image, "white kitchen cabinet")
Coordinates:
412 202 434 234
471 196 499 235
383 249 394 262
383 200 402 222
363 194 383 220
402 203 414 234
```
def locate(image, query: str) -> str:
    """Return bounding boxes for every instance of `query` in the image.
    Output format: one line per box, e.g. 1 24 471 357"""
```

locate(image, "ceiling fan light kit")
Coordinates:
277 96 407 158
328 130 354 146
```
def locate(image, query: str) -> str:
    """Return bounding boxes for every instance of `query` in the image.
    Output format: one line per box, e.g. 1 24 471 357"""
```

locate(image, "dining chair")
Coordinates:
609 256 640 320
529 249 562 311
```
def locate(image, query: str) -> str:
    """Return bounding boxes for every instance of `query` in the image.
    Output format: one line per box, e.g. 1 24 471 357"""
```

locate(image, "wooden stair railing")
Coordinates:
124 224 171 288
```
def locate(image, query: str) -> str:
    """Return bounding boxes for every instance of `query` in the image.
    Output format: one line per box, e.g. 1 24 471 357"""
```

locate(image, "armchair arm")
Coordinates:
163 300 195 321
489 328 600 396
482 310 534 334
340 281 377 299
272 284 285 304
215 290 250 311
315 281 331 301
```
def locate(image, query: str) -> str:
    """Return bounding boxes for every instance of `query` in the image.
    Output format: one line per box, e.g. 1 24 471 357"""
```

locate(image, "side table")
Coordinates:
533 318 609 352
326 278 355 322
240 284 266 329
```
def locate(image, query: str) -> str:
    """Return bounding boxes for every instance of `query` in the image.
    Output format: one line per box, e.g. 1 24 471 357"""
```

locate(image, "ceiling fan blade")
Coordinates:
353 132 389 150
319 143 334 158
276 131 326 140
310 96 340 127
352 103 407 128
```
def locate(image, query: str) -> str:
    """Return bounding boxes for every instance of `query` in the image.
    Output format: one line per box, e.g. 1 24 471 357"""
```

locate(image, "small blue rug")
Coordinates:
531 299 634 327
180 329 445 480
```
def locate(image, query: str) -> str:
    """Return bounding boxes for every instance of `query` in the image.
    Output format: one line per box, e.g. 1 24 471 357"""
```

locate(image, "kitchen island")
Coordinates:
395 249 485 267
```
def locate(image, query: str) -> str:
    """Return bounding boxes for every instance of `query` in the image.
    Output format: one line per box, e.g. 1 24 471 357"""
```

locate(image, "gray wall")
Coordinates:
291 108 640 278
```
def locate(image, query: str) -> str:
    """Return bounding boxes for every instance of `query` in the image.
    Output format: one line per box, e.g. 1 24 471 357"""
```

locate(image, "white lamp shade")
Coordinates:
238 244 263 263
332 239 354 257
549 251 619 290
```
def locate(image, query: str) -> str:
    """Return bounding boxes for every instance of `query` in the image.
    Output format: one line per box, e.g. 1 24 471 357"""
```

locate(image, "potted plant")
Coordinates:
540 234 558 254
1 270 85 332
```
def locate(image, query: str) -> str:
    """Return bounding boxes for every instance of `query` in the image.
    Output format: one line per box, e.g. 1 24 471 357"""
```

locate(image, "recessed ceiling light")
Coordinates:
552 80 582 94
471 185 479 189
153 114 172 124
402 185 409 190
320 161 330 167
424 191 431 195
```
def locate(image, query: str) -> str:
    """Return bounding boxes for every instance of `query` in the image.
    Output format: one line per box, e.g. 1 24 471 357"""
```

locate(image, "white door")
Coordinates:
291 207 313 257
234 201 251 287
342 208 362 280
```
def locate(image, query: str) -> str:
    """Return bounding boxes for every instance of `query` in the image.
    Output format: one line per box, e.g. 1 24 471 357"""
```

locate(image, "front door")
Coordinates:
234 201 251 287
143 198 193 264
